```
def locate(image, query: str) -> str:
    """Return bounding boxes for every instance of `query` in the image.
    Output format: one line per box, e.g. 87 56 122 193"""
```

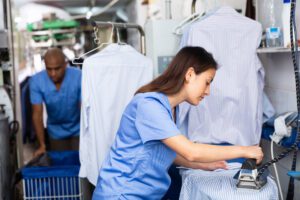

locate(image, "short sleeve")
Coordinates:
135 97 181 143
29 77 43 104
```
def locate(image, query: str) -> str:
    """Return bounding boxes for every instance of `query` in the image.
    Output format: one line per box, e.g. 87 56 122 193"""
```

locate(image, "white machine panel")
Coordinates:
145 19 181 77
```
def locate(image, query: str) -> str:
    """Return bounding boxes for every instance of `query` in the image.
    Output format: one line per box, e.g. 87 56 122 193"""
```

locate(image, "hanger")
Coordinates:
173 0 204 35
72 22 115 65
173 12 203 35
173 0 223 35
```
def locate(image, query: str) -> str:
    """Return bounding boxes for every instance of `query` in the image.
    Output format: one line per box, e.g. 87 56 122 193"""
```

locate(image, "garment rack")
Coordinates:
92 21 146 55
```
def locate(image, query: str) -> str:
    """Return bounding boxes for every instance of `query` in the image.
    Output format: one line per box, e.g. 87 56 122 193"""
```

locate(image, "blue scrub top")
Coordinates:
29 67 81 139
93 92 181 200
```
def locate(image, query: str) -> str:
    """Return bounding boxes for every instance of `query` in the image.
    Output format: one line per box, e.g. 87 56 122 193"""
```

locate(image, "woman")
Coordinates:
92 46 263 199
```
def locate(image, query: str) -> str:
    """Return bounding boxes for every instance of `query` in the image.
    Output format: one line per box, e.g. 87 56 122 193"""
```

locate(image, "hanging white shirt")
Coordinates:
79 44 153 185
179 6 265 145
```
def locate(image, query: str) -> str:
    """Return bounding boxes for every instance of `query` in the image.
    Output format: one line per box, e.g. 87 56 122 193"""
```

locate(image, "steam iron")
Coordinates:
234 158 268 190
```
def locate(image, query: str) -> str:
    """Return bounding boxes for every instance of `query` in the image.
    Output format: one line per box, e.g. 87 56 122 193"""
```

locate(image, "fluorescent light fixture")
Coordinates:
86 10 93 19
14 17 22 23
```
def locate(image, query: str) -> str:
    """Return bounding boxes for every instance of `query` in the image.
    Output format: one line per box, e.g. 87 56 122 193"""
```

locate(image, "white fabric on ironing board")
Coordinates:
179 165 278 200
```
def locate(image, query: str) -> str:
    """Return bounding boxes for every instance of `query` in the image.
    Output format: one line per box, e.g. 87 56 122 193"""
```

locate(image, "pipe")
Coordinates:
165 0 172 19
72 0 119 20
192 0 197 14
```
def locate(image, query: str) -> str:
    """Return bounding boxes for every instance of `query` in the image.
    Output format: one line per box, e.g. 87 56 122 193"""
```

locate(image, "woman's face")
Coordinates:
184 67 216 106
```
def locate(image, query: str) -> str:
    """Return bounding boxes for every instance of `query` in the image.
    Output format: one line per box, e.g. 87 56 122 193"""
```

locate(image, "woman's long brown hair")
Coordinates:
135 46 217 95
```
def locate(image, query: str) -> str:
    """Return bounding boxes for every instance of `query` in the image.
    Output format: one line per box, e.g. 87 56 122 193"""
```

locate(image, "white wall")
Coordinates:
261 53 297 114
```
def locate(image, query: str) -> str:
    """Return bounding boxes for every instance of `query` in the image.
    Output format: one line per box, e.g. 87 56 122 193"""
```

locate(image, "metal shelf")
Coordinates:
257 47 300 53
28 28 77 35
27 28 77 48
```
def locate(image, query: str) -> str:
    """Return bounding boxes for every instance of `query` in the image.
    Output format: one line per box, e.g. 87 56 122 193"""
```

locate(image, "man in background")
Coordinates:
29 47 81 156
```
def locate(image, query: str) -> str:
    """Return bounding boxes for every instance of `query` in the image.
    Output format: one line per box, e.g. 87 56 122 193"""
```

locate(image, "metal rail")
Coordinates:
93 21 146 55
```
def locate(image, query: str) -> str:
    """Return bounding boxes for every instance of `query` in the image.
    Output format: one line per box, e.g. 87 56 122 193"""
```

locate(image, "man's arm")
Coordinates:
32 104 46 157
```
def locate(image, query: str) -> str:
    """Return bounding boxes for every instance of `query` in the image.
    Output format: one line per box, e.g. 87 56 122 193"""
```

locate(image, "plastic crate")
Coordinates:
22 151 82 200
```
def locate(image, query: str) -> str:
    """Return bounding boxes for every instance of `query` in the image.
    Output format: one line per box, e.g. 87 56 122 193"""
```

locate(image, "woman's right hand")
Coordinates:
243 146 264 164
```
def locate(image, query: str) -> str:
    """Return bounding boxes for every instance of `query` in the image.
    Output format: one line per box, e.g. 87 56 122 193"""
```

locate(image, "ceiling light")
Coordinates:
86 10 93 19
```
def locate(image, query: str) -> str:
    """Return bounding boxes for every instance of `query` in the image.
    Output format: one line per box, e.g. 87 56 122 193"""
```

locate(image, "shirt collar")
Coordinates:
45 67 70 91
158 92 178 123
101 43 136 54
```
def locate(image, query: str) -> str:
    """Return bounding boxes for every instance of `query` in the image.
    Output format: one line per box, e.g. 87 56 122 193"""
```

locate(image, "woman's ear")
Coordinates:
185 67 195 83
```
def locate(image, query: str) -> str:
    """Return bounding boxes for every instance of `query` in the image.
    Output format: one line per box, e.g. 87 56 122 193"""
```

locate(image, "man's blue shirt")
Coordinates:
29 67 81 139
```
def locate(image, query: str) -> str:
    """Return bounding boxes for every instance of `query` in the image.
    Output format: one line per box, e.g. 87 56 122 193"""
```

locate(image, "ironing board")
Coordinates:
288 171 300 180
179 163 278 200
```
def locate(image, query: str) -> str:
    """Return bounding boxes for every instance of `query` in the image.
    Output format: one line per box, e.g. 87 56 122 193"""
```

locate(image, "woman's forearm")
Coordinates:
174 154 228 170
174 154 198 169
163 135 263 164
188 143 246 163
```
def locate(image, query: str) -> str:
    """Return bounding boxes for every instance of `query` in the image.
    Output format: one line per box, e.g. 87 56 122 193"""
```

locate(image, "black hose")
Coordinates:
286 2 299 199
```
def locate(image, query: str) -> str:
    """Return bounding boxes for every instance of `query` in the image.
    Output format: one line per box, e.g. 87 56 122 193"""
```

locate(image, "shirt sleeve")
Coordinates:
135 97 181 144
29 77 43 104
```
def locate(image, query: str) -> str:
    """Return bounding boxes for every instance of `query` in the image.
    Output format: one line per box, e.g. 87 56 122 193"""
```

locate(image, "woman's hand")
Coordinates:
242 145 264 164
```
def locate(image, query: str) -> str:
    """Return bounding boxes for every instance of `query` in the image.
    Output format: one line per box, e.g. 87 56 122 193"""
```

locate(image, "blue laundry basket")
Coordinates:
22 151 82 200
